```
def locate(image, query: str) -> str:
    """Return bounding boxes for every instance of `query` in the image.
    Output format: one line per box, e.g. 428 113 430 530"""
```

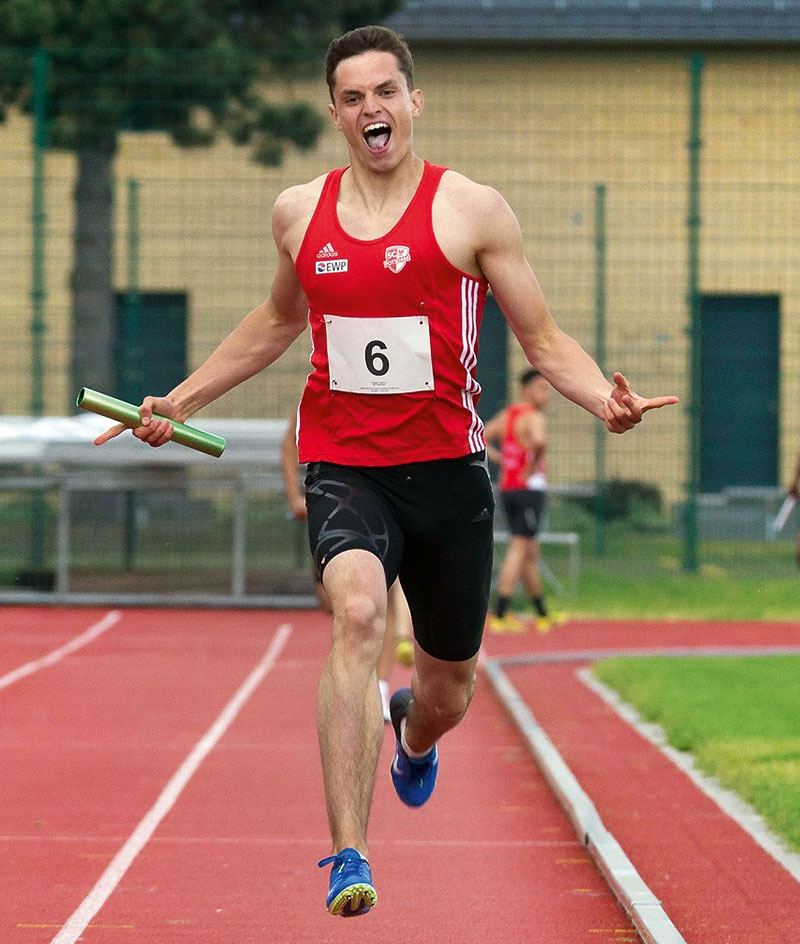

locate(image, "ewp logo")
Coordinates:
316 259 349 275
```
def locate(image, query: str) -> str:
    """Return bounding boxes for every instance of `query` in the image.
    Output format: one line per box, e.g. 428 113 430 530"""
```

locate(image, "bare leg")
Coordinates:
402 644 480 755
520 538 543 598
390 582 415 666
495 535 528 599
317 549 386 856
377 581 413 717
315 577 333 614
377 580 406 686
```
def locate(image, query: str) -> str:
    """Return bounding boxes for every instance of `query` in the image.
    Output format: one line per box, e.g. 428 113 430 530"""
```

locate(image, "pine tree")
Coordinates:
0 0 402 401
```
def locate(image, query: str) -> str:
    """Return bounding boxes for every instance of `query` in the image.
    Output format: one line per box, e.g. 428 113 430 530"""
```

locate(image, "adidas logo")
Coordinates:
316 242 338 259
471 507 491 523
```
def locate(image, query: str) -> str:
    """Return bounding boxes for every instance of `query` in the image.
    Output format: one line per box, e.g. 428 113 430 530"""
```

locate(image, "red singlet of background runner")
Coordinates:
499 402 535 491
294 161 488 466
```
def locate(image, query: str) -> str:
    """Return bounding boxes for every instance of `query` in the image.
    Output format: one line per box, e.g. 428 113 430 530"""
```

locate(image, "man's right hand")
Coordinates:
94 396 177 448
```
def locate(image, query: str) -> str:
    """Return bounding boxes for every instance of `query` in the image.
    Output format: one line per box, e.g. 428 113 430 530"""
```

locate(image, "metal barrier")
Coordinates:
493 529 580 598
0 415 318 607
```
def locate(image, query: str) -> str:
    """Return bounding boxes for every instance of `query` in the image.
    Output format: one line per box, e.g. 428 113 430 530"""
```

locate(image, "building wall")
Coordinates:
3 46 798 501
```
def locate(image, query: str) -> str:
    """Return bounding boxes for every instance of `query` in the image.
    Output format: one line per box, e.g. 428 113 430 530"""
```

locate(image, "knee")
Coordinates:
334 591 384 649
417 670 476 727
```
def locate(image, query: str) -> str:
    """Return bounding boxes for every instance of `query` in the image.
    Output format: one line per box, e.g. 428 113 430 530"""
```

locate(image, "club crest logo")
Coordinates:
383 245 411 274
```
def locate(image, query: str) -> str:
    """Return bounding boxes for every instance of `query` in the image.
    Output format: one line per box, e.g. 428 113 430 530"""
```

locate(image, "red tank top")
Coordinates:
499 402 546 491
294 161 488 466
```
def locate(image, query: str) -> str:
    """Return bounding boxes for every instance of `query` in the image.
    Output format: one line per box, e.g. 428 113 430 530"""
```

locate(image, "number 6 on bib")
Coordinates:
325 314 435 394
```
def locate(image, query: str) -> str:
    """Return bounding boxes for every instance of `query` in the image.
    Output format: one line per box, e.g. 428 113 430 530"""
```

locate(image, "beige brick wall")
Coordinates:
3 47 799 500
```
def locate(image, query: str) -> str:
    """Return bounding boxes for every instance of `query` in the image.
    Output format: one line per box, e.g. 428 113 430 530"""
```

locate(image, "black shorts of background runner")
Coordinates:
304 452 495 662
500 488 546 538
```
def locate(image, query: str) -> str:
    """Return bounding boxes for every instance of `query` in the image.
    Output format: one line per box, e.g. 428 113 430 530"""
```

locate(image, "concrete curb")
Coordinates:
483 657 688 944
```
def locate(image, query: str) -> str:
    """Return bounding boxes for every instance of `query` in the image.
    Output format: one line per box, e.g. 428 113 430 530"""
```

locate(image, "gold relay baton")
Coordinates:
76 387 226 458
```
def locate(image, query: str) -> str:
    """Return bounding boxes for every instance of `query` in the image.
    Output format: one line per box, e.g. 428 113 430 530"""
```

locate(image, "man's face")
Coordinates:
524 377 551 409
329 50 423 169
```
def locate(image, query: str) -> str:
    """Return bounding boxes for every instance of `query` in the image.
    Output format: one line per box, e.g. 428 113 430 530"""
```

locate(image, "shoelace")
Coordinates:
318 851 366 873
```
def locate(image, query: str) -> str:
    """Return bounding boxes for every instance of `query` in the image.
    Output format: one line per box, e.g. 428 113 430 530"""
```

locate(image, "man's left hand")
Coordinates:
603 371 679 434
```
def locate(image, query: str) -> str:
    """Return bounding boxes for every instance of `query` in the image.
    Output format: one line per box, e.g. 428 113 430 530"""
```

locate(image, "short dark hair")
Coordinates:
519 368 542 386
325 25 414 102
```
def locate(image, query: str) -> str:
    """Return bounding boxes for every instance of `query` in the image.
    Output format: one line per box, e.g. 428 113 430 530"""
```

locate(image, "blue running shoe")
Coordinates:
318 847 377 917
389 687 439 807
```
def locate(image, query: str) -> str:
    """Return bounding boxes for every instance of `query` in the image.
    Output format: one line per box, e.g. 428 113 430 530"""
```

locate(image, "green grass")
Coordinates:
501 523 800 620
558 568 800 621
593 655 800 851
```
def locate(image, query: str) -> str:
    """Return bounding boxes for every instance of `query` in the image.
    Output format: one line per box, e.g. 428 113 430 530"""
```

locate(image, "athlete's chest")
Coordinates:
300 208 444 311
295 180 480 290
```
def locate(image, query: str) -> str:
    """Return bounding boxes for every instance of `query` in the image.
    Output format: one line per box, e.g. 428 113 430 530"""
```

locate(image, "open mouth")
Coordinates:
363 122 391 152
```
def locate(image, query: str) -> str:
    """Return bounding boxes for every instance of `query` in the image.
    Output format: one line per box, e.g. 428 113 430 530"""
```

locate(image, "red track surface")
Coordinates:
2 607 639 944
484 618 800 944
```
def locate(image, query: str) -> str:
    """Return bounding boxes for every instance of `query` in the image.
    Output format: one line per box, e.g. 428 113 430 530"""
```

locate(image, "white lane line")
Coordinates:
49 622 293 944
0 611 122 691
580 666 800 884
3 834 581 848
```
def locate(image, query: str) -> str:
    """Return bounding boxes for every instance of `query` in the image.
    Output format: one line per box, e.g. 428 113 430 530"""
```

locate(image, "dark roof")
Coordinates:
384 1 800 45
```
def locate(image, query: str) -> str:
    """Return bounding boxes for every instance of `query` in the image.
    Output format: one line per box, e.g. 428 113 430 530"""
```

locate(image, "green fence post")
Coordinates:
123 178 142 569
31 48 48 417
683 54 704 573
27 48 49 577
594 183 607 556
121 178 142 395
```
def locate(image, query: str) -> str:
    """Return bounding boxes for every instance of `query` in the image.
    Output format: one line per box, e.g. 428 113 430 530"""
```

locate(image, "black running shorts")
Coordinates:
304 451 495 662
500 488 546 538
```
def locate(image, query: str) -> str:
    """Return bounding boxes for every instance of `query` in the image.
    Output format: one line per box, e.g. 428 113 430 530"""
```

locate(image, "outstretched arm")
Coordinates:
96 189 310 447
474 188 678 433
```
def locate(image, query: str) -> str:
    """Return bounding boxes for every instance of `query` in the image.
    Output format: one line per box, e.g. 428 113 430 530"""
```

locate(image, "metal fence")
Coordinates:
2 44 799 599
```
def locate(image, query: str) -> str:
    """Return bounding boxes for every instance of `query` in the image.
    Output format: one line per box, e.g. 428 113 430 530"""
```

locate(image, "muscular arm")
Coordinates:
167 192 309 421
450 182 678 431
95 186 313 447
474 188 611 421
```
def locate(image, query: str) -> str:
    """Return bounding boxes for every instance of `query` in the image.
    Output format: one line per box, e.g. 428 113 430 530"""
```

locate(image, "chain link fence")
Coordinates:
1 44 798 598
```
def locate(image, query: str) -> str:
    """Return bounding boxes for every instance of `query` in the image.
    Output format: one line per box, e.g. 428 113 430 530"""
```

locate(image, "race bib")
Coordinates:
325 314 435 394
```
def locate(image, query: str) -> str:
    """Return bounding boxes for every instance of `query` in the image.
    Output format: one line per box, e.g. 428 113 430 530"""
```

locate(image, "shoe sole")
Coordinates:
328 883 378 917
488 622 526 634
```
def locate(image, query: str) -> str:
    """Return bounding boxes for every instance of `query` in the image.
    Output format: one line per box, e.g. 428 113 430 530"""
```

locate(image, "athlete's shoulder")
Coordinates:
435 169 520 259
438 169 512 220
272 172 332 253
273 174 328 228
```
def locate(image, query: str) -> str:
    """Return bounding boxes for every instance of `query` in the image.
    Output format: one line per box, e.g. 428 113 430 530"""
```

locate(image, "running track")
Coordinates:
1 607 798 943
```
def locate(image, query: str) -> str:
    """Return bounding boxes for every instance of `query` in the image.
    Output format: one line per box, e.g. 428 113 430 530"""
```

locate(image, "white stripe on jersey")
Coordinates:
460 277 484 453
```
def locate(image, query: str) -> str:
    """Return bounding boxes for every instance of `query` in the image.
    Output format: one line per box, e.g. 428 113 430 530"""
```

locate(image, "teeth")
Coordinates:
363 122 390 133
